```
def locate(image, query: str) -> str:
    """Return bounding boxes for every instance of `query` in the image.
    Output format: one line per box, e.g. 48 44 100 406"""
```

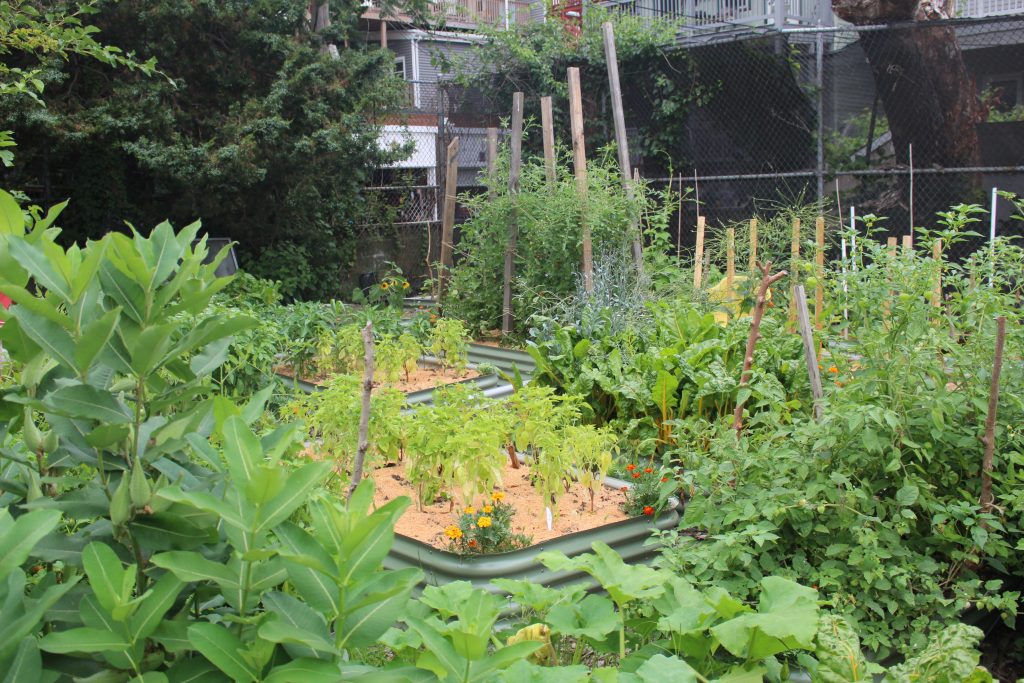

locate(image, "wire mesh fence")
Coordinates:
365 14 1024 274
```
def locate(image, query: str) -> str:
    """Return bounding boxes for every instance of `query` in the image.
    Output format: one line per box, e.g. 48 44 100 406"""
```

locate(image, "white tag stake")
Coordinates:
545 507 553 531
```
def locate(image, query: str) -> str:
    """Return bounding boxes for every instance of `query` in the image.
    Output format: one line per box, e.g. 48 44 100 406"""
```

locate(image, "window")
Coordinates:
394 56 407 81
984 72 1022 112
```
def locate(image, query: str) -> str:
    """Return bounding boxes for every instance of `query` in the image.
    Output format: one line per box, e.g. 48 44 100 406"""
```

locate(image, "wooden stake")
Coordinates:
693 215 706 290
932 238 943 308
980 316 1007 514
601 21 643 273
902 233 913 256
748 218 758 274
349 321 375 499
486 127 498 200
794 285 824 422
789 217 801 322
540 96 556 186
567 68 592 292
732 261 788 436
815 216 825 329
501 92 524 337
726 227 735 300
438 136 459 300
884 236 897 327
676 175 683 264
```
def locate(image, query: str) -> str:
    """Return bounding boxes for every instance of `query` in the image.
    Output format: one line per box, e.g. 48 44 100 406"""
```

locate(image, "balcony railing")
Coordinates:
961 0 1024 17
364 0 532 28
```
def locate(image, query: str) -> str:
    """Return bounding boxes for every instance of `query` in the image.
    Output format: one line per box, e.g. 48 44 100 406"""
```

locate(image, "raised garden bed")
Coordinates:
381 472 681 593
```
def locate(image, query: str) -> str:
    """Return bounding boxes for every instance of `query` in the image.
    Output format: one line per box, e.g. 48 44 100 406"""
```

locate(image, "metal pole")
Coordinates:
815 29 825 206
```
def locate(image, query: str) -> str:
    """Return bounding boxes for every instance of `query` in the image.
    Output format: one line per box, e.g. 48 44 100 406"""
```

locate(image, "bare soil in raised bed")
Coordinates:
370 459 631 550
276 364 479 393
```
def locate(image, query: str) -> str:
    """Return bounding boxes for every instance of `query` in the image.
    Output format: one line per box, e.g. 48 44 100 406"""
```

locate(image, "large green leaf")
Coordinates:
74 307 121 374
8 238 72 302
254 461 331 534
187 623 260 683
0 508 62 578
129 572 185 640
1 637 40 683
42 384 132 424
711 576 818 660
11 308 77 368
546 594 619 641
82 542 129 615
151 551 240 590
538 542 664 608
38 627 131 654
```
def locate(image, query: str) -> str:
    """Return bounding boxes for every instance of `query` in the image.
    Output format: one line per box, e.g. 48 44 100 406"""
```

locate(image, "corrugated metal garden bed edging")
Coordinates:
384 476 681 595
274 359 501 404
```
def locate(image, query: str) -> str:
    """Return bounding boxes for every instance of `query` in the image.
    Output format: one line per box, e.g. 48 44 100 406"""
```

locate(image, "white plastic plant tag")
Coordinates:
545 507 553 531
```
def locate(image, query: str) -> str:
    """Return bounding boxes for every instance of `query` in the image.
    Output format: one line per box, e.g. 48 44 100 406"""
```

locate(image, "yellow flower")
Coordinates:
444 525 463 540
381 281 390 290
464 506 476 515
403 281 410 289
482 505 493 514
491 492 505 502
476 516 492 528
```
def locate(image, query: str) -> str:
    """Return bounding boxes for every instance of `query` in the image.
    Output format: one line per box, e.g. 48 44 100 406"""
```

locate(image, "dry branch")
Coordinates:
980 316 1007 514
732 261 788 436
349 321 375 499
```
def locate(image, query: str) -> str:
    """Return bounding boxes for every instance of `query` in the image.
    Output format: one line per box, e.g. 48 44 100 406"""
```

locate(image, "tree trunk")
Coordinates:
832 0 984 172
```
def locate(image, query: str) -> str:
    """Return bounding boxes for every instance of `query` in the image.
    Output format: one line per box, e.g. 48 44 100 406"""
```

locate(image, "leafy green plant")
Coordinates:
444 497 531 555
620 464 675 517
428 317 470 373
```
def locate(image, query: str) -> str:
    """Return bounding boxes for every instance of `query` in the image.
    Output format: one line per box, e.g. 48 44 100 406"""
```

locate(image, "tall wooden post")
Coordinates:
815 216 825 329
501 93 525 337
789 217 801 322
902 234 913 256
748 218 758 274
568 68 592 292
693 215 706 290
540 96 556 186
884 236 897 327
726 227 736 300
932 238 943 308
438 137 460 300
485 127 498 199
601 22 643 274
794 285 824 422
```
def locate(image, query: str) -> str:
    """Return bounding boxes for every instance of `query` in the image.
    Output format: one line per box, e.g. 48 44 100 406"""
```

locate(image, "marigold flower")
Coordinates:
464 506 476 515
491 491 505 502
468 539 477 547
644 467 653 474
661 477 669 483
620 486 628 492
817 364 823 370
836 381 844 388
444 525 463 540
482 505 493 514
642 506 655 516
828 366 838 374
626 464 636 471
477 516 492 528
632 472 642 479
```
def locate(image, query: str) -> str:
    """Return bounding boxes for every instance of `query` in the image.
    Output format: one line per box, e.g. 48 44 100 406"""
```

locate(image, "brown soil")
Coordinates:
276 363 478 394
370 459 630 550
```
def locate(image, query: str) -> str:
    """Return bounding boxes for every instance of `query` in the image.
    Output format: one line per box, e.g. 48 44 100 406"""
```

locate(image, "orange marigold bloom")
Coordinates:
464 506 476 515
482 505 493 514
491 491 505 502
644 467 653 474
632 472 642 479
626 464 636 471
661 477 669 483
642 506 655 516
620 486 628 492
828 366 838 374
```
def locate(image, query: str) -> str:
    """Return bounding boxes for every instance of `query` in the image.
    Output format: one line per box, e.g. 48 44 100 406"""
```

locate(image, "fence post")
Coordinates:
601 21 644 275
568 67 592 292
486 127 498 200
749 218 758 273
501 93 524 337
541 95 556 186
438 136 460 300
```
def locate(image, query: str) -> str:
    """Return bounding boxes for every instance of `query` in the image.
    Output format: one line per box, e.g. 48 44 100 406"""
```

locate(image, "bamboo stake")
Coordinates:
676 174 684 265
980 316 1007 514
932 238 943 308
567 68 592 292
733 261 788 436
540 95 556 186
486 127 498 200
349 321 375 499
794 285 824 422
726 227 735 300
789 217 801 322
693 215 706 290
438 136 460 300
748 218 758 274
501 92 524 337
815 216 825 329
601 21 643 273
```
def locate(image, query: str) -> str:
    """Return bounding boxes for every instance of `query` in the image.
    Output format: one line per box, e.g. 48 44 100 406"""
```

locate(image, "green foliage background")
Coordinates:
0 0 411 300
